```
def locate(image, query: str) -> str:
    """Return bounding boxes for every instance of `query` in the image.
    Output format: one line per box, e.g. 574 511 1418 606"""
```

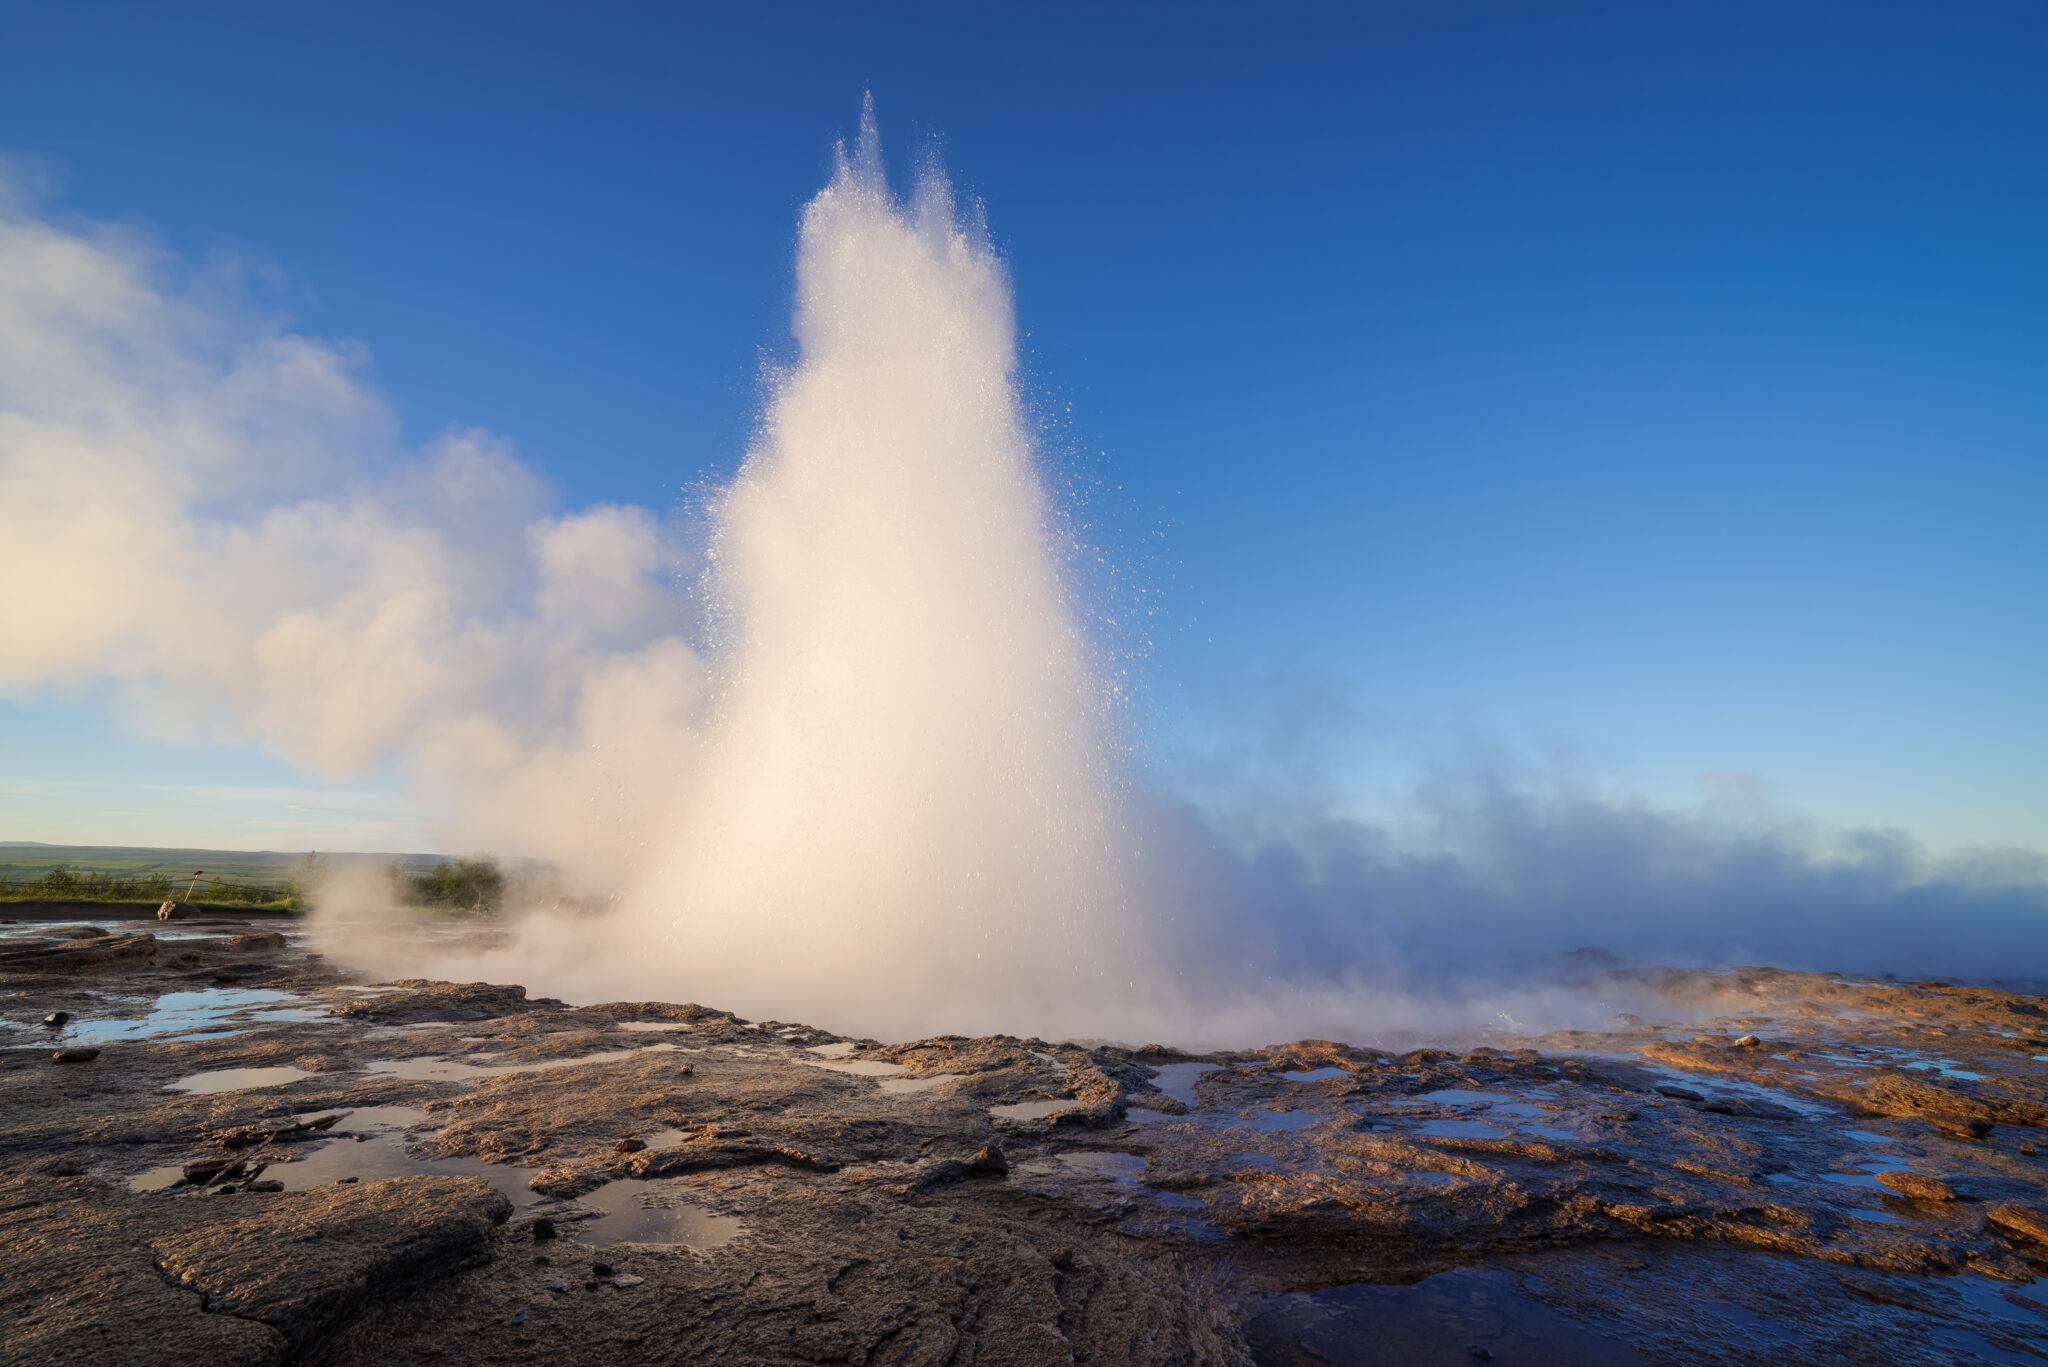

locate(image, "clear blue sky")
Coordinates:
2 2 2043 853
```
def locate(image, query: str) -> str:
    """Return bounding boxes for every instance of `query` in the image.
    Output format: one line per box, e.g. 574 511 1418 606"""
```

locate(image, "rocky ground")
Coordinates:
7 909 2048 1365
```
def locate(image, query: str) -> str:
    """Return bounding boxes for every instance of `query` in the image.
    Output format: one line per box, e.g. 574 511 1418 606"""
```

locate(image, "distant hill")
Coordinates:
0 843 453 882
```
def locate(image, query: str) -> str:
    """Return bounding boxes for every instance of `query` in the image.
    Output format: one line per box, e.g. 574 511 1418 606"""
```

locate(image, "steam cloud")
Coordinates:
2 117 2042 1045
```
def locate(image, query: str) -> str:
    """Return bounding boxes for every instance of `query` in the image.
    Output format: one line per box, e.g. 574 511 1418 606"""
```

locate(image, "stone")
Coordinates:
591 1261 615 1278
614 1137 646 1154
42 1011 69 1027
1989 1202 2048 1244
50 1048 99 1064
612 1274 644 1288
531 1217 557 1240
242 1181 285 1193
1930 1115 1995 1141
1875 1170 1956 1201
1733 1035 1763 1048
968 1143 1009 1175
150 1175 510 1355
1653 1085 1703 1102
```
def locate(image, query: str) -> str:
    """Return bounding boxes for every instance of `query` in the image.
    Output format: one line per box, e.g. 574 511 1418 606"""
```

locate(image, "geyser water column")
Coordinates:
625 109 1133 1038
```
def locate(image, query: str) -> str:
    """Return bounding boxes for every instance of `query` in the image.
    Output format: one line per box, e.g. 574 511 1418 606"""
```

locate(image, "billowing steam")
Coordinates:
2 114 2043 1045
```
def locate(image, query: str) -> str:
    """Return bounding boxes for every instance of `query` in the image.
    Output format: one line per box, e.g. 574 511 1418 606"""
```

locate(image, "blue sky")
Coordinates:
1 2 2043 854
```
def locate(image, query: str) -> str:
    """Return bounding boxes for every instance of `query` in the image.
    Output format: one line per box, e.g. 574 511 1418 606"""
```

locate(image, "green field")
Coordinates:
0 842 452 909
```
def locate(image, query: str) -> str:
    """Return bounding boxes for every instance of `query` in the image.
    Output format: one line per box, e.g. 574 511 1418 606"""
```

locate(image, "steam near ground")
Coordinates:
2 113 2043 1045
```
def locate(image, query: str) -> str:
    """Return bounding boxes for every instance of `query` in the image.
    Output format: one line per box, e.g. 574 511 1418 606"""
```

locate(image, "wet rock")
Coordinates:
1875 1170 1957 1201
1988 1202 2048 1244
51 1047 100 1064
529 1164 608 1198
1929 1115 1994 1141
42 1010 69 1027
242 1180 285 1193
1654 1085 1704 1102
1732 1034 1762 1048
150 1175 510 1355
612 1273 644 1288
531 1216 557 1240
1 932 158 973
591 1261 615 1277
613 1137 646 1154
968 1142 1010 1175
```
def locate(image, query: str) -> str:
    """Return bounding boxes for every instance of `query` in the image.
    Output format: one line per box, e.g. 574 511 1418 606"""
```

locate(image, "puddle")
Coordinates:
574 1180 745 1250
1613 1058 1833 1119
1280 1067 1349 1083
1150 1062 1222 1107
1243 1108 1323 1132
1841 1129 1901 1145
1904 1060 1987 1082
806 1041 860 1058
1014 1150 1208 1213
1418 1088 1499 1107
1516 1122 1584 1143
1244 1265 1645 1366
1415 1119 1510 1140
799 1054 956 1094
879 1072 955 1094
1054 1151 1147 1181
22 989 325 1046
800 1057 909 1079
992 1099 1080 1121
366 1043 677 1082
166 1064 313 1094
134 1105 536 1203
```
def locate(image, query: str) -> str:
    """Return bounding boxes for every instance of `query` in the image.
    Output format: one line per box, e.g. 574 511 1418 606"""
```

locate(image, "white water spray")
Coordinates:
595 109 1132 1034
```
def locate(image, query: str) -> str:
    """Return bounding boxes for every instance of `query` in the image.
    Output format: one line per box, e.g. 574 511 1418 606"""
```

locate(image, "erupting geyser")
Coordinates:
612 107 1132 1034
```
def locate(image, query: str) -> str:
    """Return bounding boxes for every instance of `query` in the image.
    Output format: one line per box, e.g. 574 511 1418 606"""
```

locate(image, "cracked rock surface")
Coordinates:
6 911 2048 1364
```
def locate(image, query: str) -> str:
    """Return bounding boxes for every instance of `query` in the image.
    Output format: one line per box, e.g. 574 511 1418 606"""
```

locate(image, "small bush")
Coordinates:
389 856 504 917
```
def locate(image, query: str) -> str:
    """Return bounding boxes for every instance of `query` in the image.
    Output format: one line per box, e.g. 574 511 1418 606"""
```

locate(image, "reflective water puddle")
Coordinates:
574 1181 746 1251
1417 1088 1498 1106
23 988 325 1047
1150 1062 1222 1107
165 1064 314 1094
1244 1265 1646 1366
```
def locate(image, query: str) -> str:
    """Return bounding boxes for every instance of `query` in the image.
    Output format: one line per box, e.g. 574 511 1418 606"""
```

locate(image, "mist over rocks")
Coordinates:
14 909 2048 1362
